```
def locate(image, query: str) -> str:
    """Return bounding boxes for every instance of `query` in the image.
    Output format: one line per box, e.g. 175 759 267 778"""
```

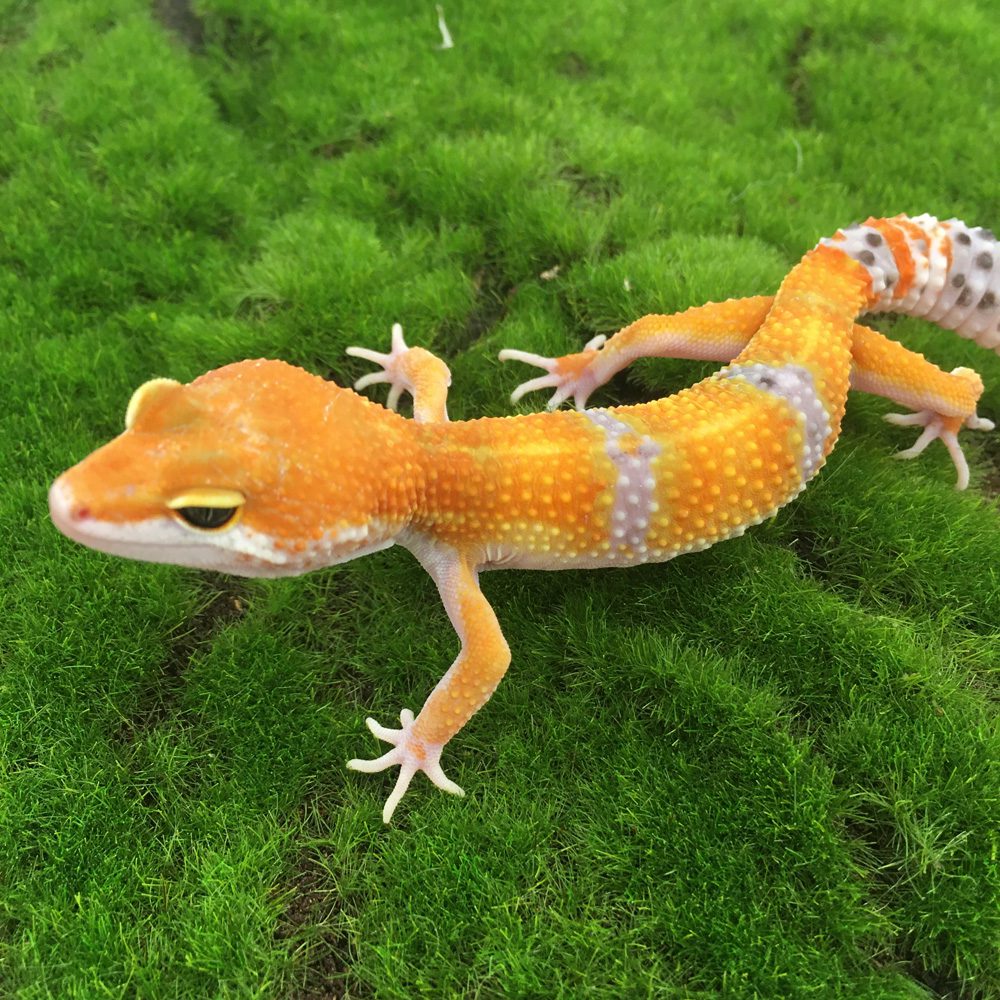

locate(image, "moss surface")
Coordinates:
2 1 998 996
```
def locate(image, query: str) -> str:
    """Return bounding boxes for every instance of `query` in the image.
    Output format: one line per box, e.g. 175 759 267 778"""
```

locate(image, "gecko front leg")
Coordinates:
347 322 452 422
347 538 511 822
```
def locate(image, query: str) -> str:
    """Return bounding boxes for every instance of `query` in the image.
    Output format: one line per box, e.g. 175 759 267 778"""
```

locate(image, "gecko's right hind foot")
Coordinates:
884 407 994 490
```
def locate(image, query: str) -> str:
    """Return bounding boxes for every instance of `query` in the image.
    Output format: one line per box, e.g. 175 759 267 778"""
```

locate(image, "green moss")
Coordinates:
2 0 998 996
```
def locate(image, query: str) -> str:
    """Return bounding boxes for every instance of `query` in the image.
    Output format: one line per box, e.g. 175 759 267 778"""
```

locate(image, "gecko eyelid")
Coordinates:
167 489 246 510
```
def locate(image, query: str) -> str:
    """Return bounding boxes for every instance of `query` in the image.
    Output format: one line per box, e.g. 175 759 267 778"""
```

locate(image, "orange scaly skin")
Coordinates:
50 216 997 822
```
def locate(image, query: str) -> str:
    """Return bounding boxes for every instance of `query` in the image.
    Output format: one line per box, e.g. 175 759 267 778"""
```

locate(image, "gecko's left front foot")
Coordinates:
347 708 464 823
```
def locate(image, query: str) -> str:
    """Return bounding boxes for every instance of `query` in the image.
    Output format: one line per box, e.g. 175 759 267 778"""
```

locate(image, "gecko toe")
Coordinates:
348 707 458 822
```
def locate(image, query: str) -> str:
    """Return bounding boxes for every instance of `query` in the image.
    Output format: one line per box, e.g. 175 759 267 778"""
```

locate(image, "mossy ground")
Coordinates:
2 1 999 996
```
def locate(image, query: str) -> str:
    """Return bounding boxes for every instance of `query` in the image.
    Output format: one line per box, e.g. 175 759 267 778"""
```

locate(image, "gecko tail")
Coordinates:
819 214 1000 353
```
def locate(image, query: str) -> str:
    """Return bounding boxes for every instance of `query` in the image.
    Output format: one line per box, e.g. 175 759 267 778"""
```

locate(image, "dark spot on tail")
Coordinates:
857 250 876 266
978 292 996 309
976 251 994 269
865 232 883 247
956 231 972 246
957 287 973 307
952 273 966 288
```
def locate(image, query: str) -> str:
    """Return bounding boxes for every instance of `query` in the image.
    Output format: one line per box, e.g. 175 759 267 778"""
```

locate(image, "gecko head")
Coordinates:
49 359 419 577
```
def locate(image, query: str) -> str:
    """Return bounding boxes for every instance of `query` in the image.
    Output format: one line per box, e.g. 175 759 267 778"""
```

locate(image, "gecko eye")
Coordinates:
167 489 245 533
175 506 239 530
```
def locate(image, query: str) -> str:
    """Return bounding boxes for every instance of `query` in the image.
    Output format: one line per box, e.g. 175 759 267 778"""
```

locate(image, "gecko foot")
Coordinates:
347 708 464 823
346 323 418 411
884 408 995 490
498 333 607 410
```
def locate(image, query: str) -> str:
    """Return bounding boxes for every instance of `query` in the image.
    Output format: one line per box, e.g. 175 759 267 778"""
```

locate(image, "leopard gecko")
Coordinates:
49 214 998 822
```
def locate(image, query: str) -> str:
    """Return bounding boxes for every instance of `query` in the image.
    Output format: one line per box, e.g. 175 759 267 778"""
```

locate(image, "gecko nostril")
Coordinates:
75 507 91 520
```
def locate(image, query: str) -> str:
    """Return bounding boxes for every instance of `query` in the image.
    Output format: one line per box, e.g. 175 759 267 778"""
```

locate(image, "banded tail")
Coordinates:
821 214 1000 351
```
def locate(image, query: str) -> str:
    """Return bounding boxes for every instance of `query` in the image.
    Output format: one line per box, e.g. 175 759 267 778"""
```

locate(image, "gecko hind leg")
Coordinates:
499 300 768 411
499 334 609 410
500 299 995 489
876 366 994 490
884 408 995 490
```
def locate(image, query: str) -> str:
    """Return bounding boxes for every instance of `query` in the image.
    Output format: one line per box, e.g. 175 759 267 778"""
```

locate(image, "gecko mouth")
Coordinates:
48 478 395 577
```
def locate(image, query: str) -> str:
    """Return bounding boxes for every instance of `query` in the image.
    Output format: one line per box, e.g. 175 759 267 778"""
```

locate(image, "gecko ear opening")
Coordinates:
124 378 183 430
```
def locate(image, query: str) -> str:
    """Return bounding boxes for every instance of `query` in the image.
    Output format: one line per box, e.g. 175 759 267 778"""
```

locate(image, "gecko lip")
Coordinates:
48 477 92 545
48 477 201 556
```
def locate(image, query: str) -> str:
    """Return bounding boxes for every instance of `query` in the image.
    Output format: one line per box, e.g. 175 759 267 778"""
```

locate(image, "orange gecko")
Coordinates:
50 214 997 822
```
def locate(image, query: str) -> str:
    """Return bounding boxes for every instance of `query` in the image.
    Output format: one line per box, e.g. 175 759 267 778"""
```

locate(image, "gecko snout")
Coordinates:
48 476 87 539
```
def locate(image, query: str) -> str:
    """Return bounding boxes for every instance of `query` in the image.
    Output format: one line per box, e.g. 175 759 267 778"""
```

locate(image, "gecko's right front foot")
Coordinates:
499 334 608 410
347 708 464 823
347 323 452 423
346 322 419 411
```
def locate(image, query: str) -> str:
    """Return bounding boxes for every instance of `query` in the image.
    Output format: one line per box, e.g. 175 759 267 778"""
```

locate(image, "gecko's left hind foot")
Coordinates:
347 708 464 823
499 334 608 410
884 406 995 490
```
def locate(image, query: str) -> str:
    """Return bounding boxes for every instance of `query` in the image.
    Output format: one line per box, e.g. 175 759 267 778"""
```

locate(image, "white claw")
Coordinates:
546 384 574 411
347 706 463 823
353 371 390 392
365 716 399 741
942 435 971 491
382 762 420 824
510 373 560 403
390 321 408 353
498 348 556 371
346 747 400 774
883 411 931 427
346 345 390 365
893 423 938 458
423 762 465 796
